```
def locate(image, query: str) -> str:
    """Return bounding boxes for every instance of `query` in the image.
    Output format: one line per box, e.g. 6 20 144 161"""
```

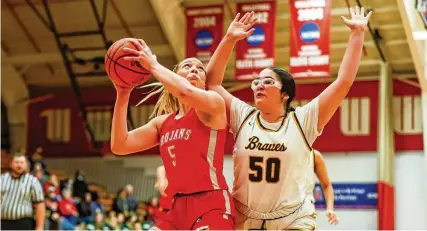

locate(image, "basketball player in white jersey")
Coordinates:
206 7 371 230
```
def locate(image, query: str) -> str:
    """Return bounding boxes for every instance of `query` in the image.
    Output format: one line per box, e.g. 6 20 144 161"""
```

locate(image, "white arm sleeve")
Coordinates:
294 97 323 146
230 97 255 137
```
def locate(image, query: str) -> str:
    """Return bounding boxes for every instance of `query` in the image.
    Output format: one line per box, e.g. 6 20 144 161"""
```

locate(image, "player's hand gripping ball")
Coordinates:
105 38 151 88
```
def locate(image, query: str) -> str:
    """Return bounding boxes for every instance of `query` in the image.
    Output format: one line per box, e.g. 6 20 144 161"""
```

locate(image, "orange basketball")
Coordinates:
104 38 151 88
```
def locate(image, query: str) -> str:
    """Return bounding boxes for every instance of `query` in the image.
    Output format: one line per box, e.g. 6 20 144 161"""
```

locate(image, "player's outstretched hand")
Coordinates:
226 11 258 42
341 6 372 32
326 209 338 225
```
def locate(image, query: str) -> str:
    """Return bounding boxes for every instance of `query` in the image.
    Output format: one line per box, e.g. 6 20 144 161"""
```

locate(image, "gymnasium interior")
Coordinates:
1 0 426 230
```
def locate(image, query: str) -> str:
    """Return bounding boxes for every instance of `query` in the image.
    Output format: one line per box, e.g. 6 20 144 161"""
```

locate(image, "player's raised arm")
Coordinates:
316 7 372 131
123 40 224 116
206 12 257 109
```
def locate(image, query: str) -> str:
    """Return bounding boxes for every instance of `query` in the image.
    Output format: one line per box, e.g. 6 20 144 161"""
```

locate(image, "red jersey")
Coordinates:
159 195 173 210
159 109 228 196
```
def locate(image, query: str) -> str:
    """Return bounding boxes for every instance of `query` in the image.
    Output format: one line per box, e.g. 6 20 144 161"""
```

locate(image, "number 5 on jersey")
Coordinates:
167 145 176 167
249 156 280 183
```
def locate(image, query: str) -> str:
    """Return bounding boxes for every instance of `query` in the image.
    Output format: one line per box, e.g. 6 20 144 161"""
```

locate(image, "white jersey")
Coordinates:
230 97 322 213
305 151 316 201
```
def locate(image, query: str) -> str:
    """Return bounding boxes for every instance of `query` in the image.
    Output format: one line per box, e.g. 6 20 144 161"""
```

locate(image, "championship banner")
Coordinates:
185 5 224 64
289 0 331 78
27 80 423 157
314 183 378 209
235 0 276 81
393 79 423 151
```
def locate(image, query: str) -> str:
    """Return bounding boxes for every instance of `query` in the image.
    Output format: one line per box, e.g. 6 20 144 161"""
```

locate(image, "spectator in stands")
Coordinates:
90 192 105 218
125 184 138 212
43 174 60 196
146 196 161 222
86 213 108 231
34 167 48 185
113 188 129 215
72 170 88 200
134 222 143 230
32 162 48 185
29 146 47 173
58 189 78 230
105 214 119 230
116 213 127 229
77 192 93 224
44 191 60 230
124 214 138 230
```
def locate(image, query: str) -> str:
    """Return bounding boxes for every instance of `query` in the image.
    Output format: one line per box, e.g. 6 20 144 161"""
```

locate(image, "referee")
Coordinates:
1 153 45 230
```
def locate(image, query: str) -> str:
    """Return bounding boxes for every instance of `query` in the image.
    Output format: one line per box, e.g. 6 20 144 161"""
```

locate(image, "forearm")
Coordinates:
34 203 45 230
206 35 236 87
322 185 335 211
111 91 132 152
150 63 195 97
336 31 365 87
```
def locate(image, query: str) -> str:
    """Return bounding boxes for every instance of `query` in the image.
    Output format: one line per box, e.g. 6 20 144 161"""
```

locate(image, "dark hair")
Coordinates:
268 67 296 114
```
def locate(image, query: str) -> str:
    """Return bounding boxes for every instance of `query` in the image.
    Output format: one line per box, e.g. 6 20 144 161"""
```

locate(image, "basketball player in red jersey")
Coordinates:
109 23 256 228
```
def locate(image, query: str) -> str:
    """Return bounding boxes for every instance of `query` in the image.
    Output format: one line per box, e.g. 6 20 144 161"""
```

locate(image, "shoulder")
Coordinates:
230 97 255 118
1 172 10 177
152 113 172 126
295 98 319 114
26 174 39 182
1 172 10 181
152 113 174 134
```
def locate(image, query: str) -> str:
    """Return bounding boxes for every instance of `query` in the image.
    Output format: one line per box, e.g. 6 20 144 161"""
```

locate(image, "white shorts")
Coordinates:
235 197 317 230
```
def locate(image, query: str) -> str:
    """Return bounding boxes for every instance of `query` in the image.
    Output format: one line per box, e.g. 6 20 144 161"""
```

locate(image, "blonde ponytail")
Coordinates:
137 65 180 118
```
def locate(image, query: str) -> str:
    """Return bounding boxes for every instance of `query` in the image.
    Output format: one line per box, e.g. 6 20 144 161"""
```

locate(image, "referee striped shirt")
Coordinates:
1 172 44 220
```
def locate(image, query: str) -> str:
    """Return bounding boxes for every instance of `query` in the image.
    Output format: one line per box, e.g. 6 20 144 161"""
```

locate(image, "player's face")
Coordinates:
10 156 27 175
176 58 206 89
252 68 283 109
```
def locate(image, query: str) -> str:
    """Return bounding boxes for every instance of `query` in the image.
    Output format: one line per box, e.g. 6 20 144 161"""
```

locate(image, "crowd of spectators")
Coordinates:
2 147 165 230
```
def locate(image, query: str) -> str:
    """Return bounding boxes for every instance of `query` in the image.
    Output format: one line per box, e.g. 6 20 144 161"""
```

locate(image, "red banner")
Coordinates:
185 5 224 64
27 80 423 157
393 80 423 151
235 0 276 81
289 0 331 78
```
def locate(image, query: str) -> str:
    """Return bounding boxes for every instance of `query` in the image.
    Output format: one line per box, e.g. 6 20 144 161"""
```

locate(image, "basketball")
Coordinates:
104 38 151 88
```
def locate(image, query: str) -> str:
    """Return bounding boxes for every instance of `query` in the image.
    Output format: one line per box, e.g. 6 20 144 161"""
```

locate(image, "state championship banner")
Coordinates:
289 0 331 78
185 5 224 64
235 0 276 81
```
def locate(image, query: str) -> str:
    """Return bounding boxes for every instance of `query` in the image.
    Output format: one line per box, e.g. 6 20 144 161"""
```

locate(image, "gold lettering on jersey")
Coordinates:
244 136 287 152
160 129 192 146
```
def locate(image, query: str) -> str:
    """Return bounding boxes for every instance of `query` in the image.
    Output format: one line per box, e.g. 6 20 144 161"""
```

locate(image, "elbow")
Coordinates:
321 182 333 190
110 143 129 155
335 77 353 88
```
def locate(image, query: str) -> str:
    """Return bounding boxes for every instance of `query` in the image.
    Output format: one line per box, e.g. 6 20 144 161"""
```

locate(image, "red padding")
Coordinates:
378 181 395 230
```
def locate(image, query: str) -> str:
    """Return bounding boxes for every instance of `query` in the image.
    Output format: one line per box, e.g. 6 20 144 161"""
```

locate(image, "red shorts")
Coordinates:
153 190 235 230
